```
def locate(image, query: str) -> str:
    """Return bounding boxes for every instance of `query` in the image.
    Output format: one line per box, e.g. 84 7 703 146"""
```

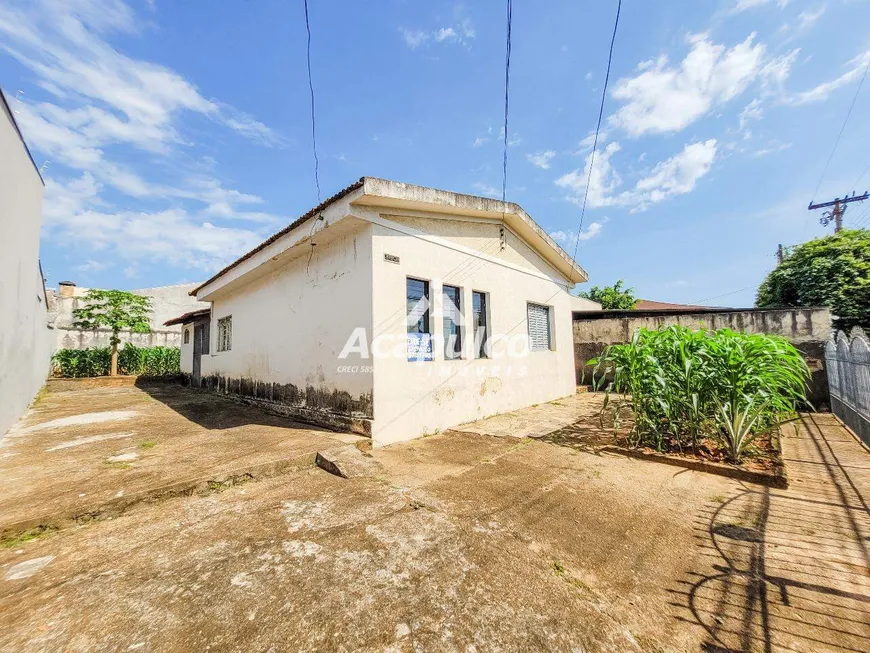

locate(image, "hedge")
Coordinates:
52 345 181 378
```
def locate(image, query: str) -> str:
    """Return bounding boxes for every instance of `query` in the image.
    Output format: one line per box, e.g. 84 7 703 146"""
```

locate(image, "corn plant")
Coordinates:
53 345 180 378
590 326 810 462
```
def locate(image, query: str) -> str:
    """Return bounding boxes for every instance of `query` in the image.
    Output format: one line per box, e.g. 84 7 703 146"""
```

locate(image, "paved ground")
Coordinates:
0 382 360 532
1 386 868 652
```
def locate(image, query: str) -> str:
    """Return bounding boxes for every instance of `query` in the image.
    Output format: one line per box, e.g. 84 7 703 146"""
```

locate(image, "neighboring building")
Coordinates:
52 281 208 350
0 87 53 437
171 177 591 446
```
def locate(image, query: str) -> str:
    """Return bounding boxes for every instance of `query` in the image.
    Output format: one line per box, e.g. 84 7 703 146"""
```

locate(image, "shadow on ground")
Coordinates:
135 379 328 432
669 413 870 653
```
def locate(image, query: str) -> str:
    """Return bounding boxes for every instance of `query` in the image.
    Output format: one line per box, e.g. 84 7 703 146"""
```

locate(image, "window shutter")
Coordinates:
527 303 551 351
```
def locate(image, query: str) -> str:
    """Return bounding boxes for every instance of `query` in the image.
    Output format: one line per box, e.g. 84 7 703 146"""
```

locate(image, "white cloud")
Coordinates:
787 50 870 105
738 98 764 134
44 173 264 271
400 18 474 49
472 182 500 199
797 6 826 31
75 259 107 274
527 150 556 169
473 136 488 147
753 141 792 156
549 221 604 247
0 0 283 159
1 0 286 276
608 34 794 137
731 0 790 13
556 140 717 212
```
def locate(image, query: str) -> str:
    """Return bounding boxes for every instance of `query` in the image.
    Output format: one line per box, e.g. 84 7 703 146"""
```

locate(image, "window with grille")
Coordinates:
527 303 552 351
472 291 489 359
442 285 462 360
183 328 190 345
217 316 232 352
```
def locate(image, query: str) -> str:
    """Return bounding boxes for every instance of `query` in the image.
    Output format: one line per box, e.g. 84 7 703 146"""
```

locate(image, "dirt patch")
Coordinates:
0 384 362 536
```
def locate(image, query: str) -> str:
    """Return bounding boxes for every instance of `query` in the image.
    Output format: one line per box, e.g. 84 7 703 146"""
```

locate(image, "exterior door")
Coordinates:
193 323 203 385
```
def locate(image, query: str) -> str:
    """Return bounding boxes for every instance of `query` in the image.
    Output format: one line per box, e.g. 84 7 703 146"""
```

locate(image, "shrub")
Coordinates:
591 326 810 462
53 345 180 378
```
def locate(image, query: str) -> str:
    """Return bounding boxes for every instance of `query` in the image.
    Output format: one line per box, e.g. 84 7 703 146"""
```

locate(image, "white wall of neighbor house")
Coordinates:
200 221 374 412
0 94 53 437
366 214 577 446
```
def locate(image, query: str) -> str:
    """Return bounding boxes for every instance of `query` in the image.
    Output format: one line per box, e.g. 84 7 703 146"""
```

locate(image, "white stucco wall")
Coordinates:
180 323 194 374
0 95 52 437
367 216 576 446
200 222 374 414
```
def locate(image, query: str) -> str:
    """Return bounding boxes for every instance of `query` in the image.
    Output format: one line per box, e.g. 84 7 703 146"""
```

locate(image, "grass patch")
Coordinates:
139 440 158 449
28 385 49 408
1 525 56 549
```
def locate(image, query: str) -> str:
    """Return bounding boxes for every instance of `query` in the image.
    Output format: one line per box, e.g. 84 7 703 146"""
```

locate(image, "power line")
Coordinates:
303 0 321 202
569 0 622 267
852 159 870 192
810 55 870 203
501 0 512 206
691 286 754 306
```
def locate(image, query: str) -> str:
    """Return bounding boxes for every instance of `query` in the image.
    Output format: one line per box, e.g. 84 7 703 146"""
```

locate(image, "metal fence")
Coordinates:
825 327 870 445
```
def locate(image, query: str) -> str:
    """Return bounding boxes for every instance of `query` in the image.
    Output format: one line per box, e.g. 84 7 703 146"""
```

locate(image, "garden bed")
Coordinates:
541 397 789 488
597 425 788 488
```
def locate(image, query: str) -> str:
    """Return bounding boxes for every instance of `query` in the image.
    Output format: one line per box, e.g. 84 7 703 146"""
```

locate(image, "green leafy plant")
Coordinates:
591 326 810 463
756 228 870 331
72 289 152 375
578 279 638 310
52 345 180 378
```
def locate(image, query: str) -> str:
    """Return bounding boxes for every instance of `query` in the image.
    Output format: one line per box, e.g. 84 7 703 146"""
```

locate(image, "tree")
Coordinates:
756 229 870 331
73 290 152 376
579 279 638 310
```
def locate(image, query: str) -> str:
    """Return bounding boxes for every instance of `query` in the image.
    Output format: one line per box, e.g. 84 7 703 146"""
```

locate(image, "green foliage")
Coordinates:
591 325 810 462
52 345 180 377
756 229 870 331
51 347 112 377
578 279 638 310
72 289 152 345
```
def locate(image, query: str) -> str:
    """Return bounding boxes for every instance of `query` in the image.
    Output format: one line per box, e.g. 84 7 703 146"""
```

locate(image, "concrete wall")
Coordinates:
369 214 577 446
52 282 207 349
198 222 374 433
55 327 182 350
573 307 832 406
0 92 53 437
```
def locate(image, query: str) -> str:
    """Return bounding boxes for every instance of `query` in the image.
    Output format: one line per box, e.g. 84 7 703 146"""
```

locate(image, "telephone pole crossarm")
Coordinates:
807 191 869 233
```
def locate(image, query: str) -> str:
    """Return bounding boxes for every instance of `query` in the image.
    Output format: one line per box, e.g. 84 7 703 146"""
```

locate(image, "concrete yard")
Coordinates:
1 384 869 652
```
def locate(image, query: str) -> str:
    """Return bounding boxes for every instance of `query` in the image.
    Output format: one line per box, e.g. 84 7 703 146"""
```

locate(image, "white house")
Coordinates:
169 178 593 446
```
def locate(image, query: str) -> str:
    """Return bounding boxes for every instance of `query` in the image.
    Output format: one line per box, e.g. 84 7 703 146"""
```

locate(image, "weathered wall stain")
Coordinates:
182 374 373 435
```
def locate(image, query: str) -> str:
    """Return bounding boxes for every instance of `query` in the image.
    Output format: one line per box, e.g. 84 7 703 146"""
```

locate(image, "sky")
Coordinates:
2 0 869 307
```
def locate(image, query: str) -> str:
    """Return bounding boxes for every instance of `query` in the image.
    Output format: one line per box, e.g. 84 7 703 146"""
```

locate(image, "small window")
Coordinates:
472 291 489 359
442 285 462 360
406 278 432 361
217 316 232 352
183 328 190 344
527 303 552 351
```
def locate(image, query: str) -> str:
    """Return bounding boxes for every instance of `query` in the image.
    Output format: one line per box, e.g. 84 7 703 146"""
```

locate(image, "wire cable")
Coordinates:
303 0 321 202
501 0 512 207
569 0 622 267
810 56 870 203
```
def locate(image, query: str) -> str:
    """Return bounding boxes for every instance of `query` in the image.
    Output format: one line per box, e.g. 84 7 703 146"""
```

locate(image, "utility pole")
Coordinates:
808 191 869 233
